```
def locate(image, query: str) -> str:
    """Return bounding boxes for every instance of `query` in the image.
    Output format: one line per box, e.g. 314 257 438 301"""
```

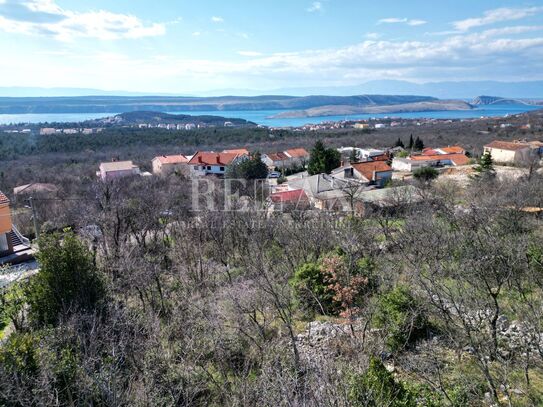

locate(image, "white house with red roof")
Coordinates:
392 145 470 172
188 151 248 176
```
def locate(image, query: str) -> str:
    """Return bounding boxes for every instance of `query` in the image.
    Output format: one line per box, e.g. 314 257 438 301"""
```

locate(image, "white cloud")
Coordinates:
379 17 427 26
365 32 381 39
378 17 407 24
453 7 543 32
408 19 427 26
307 2 322 13
0 0 165 41
211 16 224 23
192 31 201 36
237 51 263 57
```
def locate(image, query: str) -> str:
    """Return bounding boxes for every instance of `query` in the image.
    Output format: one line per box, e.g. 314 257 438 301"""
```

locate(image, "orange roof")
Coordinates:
285 148 309 158
223 148 250 155
188 151 240 166
0 191 9 205
439 146 465 154
352 161 392 181
267 152 290 161
270 189 308 203
422 148 439 156
484 141 531 151
154 155 188 165
411 153 470 166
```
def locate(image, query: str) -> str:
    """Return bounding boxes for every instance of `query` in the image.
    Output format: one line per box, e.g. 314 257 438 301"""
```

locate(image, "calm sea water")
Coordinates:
0 104 540 127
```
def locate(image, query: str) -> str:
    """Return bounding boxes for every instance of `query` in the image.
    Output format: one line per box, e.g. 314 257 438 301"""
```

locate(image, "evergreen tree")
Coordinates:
408 134 414 150
226 152 269 180
477 152 494 173
473 152 496 180
349 148 360 163
394 138 404 148
414 136 424 151
308 141 341 175
26 230 105 327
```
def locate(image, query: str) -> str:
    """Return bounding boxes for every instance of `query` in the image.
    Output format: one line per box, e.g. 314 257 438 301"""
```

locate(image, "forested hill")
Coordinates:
94 111 256 126
0 94 438 114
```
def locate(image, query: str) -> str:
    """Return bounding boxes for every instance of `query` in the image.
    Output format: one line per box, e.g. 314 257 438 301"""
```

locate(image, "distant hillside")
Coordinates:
272 100 473 119
100 111 255 126
471 96 543 106
0 95 437 114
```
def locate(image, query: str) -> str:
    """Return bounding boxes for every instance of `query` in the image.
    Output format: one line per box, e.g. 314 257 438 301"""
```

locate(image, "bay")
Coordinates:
0 104 540 127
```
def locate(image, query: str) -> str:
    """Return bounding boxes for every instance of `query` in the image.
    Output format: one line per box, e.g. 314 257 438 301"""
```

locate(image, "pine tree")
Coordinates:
349 148 360 163
394 138 404 148
408 134 414 150
475 152 495 175
308 141 341 175
414 136 424 151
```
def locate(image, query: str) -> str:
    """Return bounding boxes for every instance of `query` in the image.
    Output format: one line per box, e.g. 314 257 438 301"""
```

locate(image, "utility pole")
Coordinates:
28 197 40 241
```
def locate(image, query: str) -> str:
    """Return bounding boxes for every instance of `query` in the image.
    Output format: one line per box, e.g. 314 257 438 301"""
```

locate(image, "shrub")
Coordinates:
413 166 439 183
290 262 338 316
26 230 105 327
373 285 429 352
349 357 416 407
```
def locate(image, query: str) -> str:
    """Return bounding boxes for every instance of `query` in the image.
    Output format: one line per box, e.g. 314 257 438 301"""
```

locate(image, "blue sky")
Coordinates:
0 0 543 93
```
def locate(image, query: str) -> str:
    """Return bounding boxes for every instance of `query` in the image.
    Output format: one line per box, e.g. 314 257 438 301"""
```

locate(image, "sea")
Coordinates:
0 104 540 127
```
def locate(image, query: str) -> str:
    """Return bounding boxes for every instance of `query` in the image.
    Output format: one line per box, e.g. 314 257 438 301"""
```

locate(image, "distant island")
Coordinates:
271 100 472 119
93 111 256 127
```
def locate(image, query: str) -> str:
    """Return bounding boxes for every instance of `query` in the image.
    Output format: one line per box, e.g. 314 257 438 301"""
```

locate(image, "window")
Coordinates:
207 166 211 170
193 166 198 170
220 166 225 171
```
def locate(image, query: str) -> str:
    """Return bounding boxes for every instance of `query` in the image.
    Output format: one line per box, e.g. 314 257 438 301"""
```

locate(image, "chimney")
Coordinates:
198 156 203 163
372 168 377 181
216 155 221 164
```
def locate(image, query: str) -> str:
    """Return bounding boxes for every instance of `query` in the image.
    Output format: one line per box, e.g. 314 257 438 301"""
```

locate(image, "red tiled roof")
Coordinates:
285 148 309 158
351 161 392 181
188 151 240 166
267 152 290 161
439 146 465 154
222 148 250 155
369 153 390 162
0 191 9 205
270 189 308 203
422 148 439 156
410 153 470 166
154 155 188 165
484 140 531 151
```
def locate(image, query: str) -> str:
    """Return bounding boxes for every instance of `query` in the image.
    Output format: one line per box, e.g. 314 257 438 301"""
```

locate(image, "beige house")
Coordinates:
98 161 141 181
483 141 541 164
152 155 189 176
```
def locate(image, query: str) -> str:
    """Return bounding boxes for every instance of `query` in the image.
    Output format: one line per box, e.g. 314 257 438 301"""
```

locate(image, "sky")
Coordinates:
0 0 543 93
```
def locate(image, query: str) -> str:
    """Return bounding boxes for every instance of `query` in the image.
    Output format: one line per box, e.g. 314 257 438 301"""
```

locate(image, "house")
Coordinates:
284 148 310 166
13 183 58 203
98 161 141 181
269 189 310 210
0 191 33 265
262 148 309 169
152 155 189 176
188 151 248 176
333 161 393 187
262 152 291 169
288 174 367 211
483 140 541 164
392 145 470 172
